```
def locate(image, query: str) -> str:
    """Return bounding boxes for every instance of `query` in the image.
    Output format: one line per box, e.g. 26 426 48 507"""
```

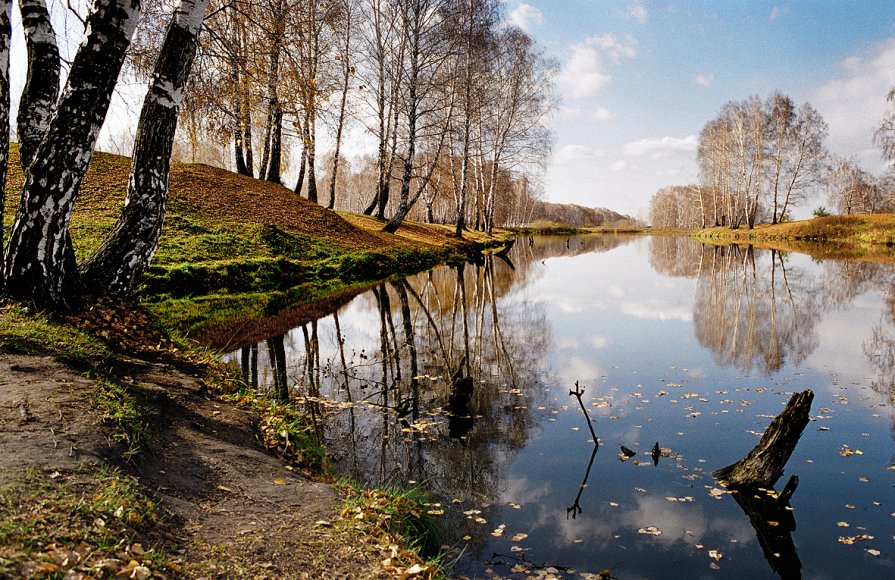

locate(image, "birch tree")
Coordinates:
382 0 455 233
0 0 10 257
81 0 209 295
16 0 59 169
327 0 357 209
3 0 142 308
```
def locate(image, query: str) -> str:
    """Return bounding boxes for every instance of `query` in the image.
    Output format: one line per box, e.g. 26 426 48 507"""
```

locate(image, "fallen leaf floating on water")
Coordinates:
511 533 529 542
619 445 636 461
708 488 728 500
839 445 863 457
865 549 881 557
490 524 506 537
708 550 723 561
838 522 850 528
638 526 662 536
838 535 874 545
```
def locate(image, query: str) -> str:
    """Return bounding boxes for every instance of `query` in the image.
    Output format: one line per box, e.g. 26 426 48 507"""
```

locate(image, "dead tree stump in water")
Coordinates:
713 389 813 487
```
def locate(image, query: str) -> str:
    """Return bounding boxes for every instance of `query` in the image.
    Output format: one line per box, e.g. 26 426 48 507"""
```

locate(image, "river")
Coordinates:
223 235 894 579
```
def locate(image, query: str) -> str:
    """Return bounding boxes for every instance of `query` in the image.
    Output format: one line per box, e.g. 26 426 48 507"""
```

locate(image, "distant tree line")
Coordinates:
649 89 895 229
525 200 631 228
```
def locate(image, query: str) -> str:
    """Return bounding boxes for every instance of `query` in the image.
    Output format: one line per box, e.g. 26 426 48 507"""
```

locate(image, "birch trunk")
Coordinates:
265 105 282 184
16 0 59 169
2 0 141 309
81 0 207 296
0 0 10 258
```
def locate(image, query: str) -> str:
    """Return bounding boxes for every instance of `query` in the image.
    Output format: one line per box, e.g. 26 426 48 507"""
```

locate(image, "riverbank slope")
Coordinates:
694 214 895 261
1 151 509 577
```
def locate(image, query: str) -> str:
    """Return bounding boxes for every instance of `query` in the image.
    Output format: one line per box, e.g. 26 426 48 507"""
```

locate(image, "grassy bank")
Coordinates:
4 147 511 337
2 148 509 577
695 214 895 261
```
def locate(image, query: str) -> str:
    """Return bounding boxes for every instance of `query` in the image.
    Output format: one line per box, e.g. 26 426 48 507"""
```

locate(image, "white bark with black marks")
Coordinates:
81 0 208 295
0 0 11 258
16 0 59 169
2 0 141 309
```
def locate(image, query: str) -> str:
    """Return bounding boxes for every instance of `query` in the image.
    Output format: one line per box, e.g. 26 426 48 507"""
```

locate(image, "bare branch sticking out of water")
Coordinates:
570 381 598 444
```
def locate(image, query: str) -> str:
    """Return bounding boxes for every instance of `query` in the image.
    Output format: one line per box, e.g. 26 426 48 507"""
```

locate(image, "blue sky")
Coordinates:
506 0 895 217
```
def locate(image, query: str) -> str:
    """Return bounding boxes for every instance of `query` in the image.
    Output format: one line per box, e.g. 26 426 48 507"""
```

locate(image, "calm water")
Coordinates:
222 236 894 579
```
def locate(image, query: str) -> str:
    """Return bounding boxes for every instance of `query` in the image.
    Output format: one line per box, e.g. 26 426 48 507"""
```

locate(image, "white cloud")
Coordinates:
556 105 616 122
622 135 698 158
552 354 605 384
557 43 612 99
810 37 895 171
507 3 543 32
554 144 608 164
556 35 637 100
694 74 714 87
610 160 628 172
623 2 649 24
592 33 638 65
592 107 616 121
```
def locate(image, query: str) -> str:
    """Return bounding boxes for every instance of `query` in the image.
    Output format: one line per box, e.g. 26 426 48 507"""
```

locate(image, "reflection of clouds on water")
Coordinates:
552 354 606 385
589 335 610 349
807 305 883 382
500 475 553 506
554 336 580 350
523 493 754 559
621 300 693 321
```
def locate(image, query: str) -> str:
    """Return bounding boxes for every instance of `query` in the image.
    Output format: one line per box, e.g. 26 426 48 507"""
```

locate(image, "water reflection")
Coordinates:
218 235 895 578
691 245 821 374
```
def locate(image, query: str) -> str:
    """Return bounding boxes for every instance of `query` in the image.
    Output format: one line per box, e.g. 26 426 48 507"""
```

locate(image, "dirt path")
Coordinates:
0 353 395 578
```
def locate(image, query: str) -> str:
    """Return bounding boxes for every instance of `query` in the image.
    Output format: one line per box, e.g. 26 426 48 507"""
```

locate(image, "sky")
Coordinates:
504 0 895 218
9 1 895 220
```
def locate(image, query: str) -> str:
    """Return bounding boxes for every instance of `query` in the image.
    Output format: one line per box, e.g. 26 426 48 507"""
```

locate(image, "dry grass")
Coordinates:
4 147 510 268
696 214 895 262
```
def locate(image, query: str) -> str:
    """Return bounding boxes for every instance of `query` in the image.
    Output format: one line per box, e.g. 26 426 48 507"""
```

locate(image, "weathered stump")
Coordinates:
713 389 813 487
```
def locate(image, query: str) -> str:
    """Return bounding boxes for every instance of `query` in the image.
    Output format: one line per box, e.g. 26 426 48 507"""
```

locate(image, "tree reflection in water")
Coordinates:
690 244 822 375
222 234 895 575
651 237 895 431
227 236 633 542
